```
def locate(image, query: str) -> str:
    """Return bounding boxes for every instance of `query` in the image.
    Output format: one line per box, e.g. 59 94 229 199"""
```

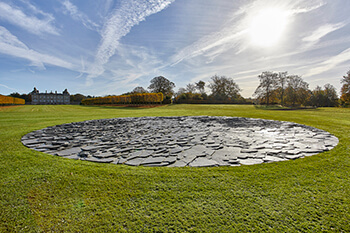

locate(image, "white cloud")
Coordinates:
170 0 325 66
19 0 53 18
0 26 73 70
305 48 350 77
0 83 17 92
289 0 325 14
170 11 247 66
303 22 346 43
62 0 100 31
87 0 175 80
0 2 59 35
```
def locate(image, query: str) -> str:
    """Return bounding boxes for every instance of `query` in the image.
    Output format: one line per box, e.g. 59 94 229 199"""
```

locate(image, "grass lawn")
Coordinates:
0 104 349 232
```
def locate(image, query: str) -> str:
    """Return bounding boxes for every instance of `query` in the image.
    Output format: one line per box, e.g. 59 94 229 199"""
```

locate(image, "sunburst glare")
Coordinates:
249 8 290 47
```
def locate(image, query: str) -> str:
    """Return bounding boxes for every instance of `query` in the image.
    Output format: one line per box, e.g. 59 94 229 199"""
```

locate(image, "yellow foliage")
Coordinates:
0 95 25 105
81 93 163 105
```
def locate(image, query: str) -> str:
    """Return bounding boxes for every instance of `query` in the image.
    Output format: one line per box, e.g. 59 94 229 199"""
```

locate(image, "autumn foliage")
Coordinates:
0 94 25 105
81 93 164 105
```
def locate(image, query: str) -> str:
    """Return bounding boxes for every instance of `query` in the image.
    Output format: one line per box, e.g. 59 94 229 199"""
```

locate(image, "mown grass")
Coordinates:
0 104 349 232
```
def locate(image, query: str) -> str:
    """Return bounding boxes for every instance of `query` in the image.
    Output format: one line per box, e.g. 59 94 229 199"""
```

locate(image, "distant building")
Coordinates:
31 87 70 105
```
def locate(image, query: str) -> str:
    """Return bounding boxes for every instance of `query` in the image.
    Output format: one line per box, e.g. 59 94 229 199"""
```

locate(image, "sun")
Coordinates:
249 8 289 47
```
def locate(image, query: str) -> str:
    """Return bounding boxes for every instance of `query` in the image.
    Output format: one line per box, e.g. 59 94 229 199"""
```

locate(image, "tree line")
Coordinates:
81 93 163 105
253 71 339 107
142 69 350 107
5 68 350 107
135 75 246 104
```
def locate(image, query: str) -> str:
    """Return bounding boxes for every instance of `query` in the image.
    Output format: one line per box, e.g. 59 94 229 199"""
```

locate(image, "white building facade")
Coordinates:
31 87 70 105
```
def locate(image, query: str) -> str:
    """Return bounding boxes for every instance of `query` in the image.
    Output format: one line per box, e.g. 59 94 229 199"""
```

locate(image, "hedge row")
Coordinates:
0 95 25 105
81 93 164 105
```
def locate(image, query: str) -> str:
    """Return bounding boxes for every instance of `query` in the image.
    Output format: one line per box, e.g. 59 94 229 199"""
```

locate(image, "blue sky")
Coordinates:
0 0 349 97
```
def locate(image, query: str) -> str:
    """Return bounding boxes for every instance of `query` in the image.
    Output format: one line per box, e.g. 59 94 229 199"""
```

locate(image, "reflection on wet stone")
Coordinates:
21 116 339 167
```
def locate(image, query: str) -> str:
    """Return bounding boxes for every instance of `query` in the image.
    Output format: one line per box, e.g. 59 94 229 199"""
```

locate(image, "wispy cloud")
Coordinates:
170 9 247 66
290 0 326 14
62 0 100 31
170 0 325 66
303 22 347 43
99 44 165 90
304 48 350 77
87 0 175 81
0 26 73 69
0 83 18 92
0 2 59 35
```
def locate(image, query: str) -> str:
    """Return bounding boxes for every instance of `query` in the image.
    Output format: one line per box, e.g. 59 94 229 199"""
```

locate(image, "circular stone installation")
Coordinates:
21 116 339 167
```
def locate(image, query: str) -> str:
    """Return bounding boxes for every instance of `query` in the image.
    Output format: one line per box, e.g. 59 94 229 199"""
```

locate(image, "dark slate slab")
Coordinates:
21 116 339 167
124 158 145 166
141 157 166 165
189 157 219 167
239 159 264 165
55 147 81 157
84 157 113 163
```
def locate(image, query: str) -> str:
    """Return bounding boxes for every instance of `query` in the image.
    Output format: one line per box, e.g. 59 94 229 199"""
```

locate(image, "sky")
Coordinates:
0 0 350 97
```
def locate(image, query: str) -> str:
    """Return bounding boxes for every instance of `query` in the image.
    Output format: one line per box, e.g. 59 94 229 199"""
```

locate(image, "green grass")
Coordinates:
0 104 349 232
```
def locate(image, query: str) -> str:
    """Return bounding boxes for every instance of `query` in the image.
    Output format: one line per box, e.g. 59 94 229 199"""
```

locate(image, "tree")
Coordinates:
284 75 310 106
132 86 148 94
148 76 175 99
70 93 86 103
341 69 350 106
208 75 241 101
195 81 206 94
186 83 196 93
276 72 288 106
174 87 187 99
324 83 338 107
253 71 277 105
10 92 31 102
311 85 325 107
310 84 338 107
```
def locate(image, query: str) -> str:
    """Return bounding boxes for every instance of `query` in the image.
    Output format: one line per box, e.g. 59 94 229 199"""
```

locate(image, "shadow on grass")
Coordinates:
81 104 168 110
254 105 319 111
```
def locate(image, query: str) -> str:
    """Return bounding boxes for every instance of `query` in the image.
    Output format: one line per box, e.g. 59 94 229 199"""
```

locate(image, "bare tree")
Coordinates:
253 71 277 105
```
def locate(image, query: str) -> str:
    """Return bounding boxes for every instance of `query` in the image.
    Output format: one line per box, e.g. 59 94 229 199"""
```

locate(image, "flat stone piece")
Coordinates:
55 147 81 157
163 156 177 164
241 148 259 153
189 157 219 167
141 156 166 165
263 156 286 163
22 139 41 145
239 159 264 165
124 157 145 166
285 154 303 160
84 157 113 163
93 151 116 158
21 116 339 167
81 146 100 152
